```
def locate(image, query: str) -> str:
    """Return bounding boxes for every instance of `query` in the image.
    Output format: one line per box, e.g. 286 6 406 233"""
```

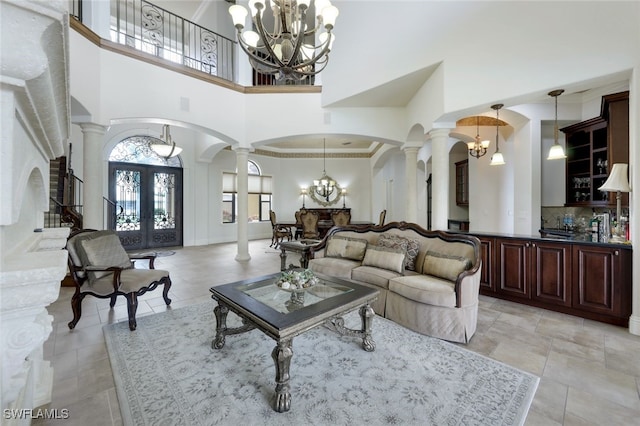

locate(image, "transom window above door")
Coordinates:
109 136 182 167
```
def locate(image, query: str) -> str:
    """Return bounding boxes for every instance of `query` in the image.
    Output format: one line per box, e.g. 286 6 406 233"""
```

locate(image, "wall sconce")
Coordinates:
300 187 307 208
341 188 347 208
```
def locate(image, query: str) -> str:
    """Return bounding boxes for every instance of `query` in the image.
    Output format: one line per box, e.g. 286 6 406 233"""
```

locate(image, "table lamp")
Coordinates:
598 163 631 243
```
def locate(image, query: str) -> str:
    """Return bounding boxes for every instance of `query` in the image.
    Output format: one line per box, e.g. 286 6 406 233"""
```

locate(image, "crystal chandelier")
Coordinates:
228 0 339 82
467 116 490 159
313 139 336 201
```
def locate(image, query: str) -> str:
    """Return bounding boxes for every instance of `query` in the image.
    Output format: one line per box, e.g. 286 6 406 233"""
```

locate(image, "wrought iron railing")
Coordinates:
69 0 316 87
103 197 120 230
110 0 235 81
45 198 83 231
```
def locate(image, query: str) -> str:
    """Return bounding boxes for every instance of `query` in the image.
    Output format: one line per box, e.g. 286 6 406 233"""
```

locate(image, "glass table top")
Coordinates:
239 277 354 314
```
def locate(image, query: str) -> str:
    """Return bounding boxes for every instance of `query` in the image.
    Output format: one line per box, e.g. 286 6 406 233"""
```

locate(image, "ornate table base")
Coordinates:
211 301 376 412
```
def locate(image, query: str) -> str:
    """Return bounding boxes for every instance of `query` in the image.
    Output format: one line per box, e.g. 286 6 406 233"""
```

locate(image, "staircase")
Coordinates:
45 156 83 231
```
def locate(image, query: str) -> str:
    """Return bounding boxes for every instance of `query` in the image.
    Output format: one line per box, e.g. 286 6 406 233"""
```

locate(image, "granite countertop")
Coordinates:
450 229 633 250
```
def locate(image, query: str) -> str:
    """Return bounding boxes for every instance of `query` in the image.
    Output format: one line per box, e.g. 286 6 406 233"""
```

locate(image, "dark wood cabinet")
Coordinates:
531 241 571 307
478 236 495 293
470 232 631 326
561 91 629 207
496 239 531 300
572 244 631 320
455 160 468 206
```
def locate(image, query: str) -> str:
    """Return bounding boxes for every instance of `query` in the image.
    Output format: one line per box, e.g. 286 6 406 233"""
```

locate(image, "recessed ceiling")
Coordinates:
266 137 374 151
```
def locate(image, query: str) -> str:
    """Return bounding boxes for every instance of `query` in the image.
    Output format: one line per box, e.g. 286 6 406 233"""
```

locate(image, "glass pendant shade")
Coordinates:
151 125 182 158
547 89 566 160
489 103 505 165
547 143 566 160
490 151 505 166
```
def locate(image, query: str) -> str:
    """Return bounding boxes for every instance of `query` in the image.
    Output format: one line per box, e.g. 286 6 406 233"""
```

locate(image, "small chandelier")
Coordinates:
467 116 490 159
229 0 339 82
313 139 335 201
490 104 505 166
151 125 182 159
547 89 567 160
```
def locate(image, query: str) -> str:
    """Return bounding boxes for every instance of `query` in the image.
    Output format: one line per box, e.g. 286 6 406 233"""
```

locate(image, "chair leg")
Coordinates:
126 293 138 331
162 277 172 305
68 291 86 330
109 294 117 308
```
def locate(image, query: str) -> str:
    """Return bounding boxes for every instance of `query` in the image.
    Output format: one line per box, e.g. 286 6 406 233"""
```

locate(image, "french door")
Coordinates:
109 162 183 250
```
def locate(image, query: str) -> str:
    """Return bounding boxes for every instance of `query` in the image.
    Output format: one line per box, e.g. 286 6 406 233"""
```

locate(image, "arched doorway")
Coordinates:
108 136 183 250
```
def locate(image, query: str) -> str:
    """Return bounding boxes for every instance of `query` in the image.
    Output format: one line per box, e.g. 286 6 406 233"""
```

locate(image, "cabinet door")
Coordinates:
572 245 631 318
478 236 495 293
531 241 571 307
497 239 530 299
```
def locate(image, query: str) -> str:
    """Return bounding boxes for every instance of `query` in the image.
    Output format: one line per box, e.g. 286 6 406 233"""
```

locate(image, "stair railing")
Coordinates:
103 197 120 231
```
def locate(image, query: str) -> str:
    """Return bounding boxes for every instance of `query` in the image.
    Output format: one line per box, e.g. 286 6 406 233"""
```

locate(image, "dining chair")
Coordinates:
299 210 320 239
332 210 351 226
270 210 293 248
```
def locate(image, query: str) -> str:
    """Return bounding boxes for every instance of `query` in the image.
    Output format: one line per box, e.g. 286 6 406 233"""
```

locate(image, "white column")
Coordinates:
628 64 639 336
430 128 451 231
234 147 251 261
402 143 422 223
80 123 107 230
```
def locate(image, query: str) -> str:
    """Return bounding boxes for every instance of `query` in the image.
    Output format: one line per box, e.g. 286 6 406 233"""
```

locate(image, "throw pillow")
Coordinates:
325 235 368 261
378 234 420 271
79 233 132 281
361 245 405 273
421 251 472 282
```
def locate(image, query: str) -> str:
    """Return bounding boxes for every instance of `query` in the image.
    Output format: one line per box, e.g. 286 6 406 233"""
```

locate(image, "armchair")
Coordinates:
66 229 172 331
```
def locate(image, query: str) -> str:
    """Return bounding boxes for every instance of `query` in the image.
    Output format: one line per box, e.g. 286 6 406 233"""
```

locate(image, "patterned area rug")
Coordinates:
104 303 538 426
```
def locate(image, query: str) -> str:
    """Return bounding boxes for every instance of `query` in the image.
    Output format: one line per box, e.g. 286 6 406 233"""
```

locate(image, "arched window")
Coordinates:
109 136 182 167
222 160 272 223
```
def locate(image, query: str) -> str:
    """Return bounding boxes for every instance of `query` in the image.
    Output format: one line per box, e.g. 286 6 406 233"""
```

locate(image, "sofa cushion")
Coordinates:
309 257 361 279
90 269 169 295
361 245 405 273
378 234 420 271
351 265 401 290
325 235 368 261
389 275 456 308
421 251 472 282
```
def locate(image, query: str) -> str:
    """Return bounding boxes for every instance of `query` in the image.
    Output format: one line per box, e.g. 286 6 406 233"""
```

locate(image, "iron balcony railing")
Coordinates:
70 0 236 82
69 0 316 87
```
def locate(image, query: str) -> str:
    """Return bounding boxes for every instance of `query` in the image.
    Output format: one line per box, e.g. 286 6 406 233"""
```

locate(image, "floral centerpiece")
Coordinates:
275 269 319 292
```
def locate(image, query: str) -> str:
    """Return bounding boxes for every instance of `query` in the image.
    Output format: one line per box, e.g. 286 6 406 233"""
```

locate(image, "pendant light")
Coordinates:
547 89 566 160
489 104 505 166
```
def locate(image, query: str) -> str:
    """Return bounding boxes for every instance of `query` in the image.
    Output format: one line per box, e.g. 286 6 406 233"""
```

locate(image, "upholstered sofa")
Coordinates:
308 222 482 343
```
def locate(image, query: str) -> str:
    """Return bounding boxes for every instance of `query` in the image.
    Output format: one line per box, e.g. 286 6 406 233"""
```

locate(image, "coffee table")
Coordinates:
209 272 379 412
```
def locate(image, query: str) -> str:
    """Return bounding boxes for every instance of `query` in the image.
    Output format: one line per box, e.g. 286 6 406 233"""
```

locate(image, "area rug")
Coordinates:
104 303 538 426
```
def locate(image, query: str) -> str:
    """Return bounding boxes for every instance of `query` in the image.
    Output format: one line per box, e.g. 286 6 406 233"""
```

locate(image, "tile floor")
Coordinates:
34 239 640 425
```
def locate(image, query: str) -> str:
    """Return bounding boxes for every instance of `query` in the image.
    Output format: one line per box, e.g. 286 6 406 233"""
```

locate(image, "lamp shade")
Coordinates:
598 163 631 192
151 143 182 158
490 151 505 166
547 143 566 160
